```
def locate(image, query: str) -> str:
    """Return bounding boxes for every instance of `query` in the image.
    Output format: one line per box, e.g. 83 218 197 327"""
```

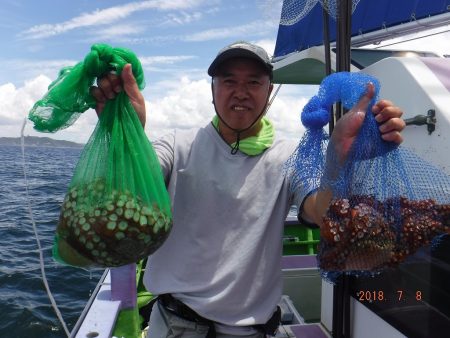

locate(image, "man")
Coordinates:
91 41 405 337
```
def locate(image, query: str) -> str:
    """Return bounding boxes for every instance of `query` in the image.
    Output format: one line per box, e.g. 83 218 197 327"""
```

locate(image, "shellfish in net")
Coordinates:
319 196 450 272
55 179 172 267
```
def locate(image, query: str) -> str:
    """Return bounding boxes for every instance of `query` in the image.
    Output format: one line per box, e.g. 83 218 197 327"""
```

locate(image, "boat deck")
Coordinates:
71 253 331 338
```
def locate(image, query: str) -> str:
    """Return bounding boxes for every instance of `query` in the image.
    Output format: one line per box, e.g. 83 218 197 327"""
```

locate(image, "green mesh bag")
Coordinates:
28 44 172 268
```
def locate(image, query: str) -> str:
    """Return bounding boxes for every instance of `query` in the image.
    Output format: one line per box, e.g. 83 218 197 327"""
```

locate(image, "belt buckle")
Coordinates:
159 295 178 313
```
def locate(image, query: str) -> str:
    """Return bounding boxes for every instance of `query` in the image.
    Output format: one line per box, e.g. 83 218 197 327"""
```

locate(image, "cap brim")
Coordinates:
207 49 273 77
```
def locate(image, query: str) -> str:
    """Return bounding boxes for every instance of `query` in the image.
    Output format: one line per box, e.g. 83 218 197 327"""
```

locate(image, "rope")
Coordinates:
20 118 71 337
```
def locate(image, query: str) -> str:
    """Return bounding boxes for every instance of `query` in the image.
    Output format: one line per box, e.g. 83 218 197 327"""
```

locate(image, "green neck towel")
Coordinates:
212 115 274 156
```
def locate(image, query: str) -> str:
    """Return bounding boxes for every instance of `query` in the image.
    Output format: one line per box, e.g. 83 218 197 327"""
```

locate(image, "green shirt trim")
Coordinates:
212 115 274 156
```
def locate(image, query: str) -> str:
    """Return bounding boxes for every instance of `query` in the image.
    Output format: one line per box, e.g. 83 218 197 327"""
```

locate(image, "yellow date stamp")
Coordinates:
356 290 423 302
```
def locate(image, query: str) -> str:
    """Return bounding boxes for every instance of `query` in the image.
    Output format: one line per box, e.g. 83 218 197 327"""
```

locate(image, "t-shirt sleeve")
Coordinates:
152 132 175 185
289 174 320 227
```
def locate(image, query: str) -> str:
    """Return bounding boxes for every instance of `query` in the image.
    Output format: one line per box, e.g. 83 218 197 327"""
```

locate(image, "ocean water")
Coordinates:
0 145 103 338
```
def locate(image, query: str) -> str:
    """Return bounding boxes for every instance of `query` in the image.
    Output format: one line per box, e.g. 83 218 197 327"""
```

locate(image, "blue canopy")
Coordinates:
274 0 450 58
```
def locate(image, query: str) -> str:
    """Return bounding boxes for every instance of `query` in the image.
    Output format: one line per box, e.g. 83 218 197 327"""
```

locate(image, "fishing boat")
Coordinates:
70 1 450 337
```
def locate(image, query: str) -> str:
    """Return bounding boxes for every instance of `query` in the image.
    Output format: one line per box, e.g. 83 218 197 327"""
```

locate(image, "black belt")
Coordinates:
158 294 281 337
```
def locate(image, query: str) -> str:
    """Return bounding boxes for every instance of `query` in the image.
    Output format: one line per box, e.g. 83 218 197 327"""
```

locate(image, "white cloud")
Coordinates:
161 11 203 26
20 0 207 39
145 76 212 140
0 59 78 85
138 56 201 88
113 35 180 45
0 76 51 126
139 55 196 66
151 0 209 10
0 74 97 142
88 24 147 41
0 54 197 89
252 38 277 58
267 89 308 140
2 74 313 145
184 20 273 42
145 77 311 142
258 0 285 24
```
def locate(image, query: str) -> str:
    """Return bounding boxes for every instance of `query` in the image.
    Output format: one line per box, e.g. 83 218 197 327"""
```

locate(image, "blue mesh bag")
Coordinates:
287 72 450 277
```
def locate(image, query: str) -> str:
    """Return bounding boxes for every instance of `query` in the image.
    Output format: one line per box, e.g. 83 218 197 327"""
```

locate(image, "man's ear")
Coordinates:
211 79 216 104
268 83 274 98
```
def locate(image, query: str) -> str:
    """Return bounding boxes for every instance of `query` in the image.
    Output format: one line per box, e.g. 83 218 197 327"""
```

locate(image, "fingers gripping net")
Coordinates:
280 0 361 25
28 43 145 133
285 72 374 196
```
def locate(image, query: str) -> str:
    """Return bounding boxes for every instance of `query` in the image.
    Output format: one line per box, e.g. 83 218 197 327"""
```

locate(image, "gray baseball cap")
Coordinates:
207 41 273 78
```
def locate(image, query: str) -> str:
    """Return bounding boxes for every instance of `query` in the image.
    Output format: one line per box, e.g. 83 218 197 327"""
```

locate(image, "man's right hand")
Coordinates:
90 63 146 127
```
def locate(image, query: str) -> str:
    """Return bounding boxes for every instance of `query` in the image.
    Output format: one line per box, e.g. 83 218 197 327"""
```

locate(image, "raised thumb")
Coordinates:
121 63 141 99
342 82 375 137
352 82 375 117
120 63 146 127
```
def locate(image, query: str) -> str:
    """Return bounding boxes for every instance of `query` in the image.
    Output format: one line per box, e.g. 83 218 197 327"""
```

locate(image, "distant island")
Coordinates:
0 136 84 148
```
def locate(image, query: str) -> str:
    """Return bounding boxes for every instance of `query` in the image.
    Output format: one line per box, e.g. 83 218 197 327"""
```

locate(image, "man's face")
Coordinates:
212 58 273 133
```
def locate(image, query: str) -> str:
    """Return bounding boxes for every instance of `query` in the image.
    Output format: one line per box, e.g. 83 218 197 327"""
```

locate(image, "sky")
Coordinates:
1 0 449 143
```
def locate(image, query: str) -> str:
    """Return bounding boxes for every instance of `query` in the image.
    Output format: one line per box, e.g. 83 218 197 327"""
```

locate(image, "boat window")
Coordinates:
349 235 450 338
333 48 440 69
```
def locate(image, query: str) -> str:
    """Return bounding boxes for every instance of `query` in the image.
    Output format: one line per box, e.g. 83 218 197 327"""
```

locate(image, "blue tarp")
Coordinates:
274 0 450 58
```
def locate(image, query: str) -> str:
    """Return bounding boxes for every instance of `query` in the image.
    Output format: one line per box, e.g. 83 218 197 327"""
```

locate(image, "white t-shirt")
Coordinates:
143 123 309 329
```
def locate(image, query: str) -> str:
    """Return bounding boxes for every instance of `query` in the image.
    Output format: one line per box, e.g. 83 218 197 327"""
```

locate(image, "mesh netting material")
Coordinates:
280 0 361 25
28 44 172 268
29 44 145 133
286 72 450 281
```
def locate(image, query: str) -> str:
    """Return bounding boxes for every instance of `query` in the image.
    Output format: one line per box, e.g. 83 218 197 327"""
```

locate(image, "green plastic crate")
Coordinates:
283 222 320 255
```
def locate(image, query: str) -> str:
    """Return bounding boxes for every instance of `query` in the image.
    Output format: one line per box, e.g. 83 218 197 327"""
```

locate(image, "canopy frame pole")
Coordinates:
331 1 353 338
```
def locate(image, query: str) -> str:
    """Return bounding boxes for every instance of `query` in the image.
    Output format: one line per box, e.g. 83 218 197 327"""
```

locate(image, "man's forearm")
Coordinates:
301 188 332 228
